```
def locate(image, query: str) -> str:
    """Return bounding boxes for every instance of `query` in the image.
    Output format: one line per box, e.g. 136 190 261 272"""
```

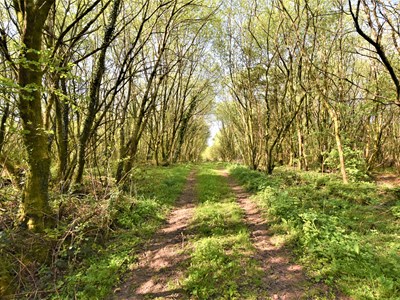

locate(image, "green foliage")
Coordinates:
391 200 400 218
229 164 280 192
229 165 400 299
196 164 234 203
113 197 164 232
60 245 137 300
182 164 261 299
325 146 369 181
192 202 244 236
183 236 248 299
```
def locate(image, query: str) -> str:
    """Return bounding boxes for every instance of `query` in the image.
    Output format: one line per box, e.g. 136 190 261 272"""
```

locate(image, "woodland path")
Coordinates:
374 173 400 188
111 170 197 299
219 170 346 300
111 168 348 299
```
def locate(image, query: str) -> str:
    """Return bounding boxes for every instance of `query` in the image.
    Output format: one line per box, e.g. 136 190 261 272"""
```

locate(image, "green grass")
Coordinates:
181 165 262 299
49 164 192 299
229 165 400 300
191 201 244 236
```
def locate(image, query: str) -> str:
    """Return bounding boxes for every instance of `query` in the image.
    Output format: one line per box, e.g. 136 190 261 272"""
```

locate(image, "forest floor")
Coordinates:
110 166 345 299
374 172 400 188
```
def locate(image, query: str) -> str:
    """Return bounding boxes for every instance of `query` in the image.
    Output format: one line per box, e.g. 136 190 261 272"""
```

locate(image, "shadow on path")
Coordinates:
110 171 197 300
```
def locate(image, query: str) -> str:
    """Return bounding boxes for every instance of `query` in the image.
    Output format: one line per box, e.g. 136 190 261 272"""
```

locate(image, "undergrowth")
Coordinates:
181 164 262 299
0 164 191 299
230 165 400 299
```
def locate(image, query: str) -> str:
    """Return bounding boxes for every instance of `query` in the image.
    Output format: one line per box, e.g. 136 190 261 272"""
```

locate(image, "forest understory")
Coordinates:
1 163 399 299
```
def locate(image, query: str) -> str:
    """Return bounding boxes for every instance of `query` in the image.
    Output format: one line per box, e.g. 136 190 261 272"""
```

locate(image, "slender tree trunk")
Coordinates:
0 102 9 154
54 77 69 190
173 98 197 163
331 110 348 184
266 147 274 174
296 122 303 170
116 109 147 183
115 97 130 182
0 102 20 185
75 0 121 185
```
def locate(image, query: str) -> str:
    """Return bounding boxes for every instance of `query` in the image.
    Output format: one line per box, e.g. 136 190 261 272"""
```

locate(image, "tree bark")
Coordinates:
0 102 9 154
329 108 349 184
15 0 55 231
54 77 69 190
75 0 121 185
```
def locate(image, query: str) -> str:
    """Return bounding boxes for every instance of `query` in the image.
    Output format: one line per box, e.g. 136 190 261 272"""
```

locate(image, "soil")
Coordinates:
374 173 400 188
220 169 349 300
110 171 197 300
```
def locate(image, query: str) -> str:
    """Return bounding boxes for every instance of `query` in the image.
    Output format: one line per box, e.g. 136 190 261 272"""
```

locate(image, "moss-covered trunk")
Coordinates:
54 77 69 186
16 0 55 231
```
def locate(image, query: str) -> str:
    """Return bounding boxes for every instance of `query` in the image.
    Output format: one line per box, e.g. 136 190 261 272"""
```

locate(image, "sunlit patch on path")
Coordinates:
111 171 197 300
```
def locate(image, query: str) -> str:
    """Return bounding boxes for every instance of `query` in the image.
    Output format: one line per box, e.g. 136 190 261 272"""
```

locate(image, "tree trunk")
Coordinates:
173 98 197 163
296 122 303 170
16 0 55 231
0 102 9 154
75 0 121 185
331 111 348 184
54 77 69 190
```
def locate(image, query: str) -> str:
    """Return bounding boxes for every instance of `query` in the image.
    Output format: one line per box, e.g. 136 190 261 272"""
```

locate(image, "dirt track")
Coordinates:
111 171 197 300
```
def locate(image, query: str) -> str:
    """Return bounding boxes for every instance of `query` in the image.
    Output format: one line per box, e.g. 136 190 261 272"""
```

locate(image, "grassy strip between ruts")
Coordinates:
180 163 263 299
48 164 192 299
229 164 400 300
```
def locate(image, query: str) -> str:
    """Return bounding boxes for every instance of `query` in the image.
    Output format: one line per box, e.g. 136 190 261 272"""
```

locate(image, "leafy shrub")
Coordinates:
391 201 400 218
229 164 279 191
325 146 369 181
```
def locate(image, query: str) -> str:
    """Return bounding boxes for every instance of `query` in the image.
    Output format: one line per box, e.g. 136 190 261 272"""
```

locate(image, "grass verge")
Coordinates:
181 164 262 299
